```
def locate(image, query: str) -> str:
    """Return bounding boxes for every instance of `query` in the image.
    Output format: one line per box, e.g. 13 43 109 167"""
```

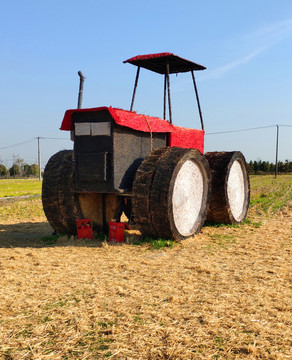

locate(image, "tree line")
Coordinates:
0 157 291 179
0 157 39 178
247 159 292 174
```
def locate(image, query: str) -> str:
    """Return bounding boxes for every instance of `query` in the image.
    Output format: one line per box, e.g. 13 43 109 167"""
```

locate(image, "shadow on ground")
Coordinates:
0 222 104 248
0 222 55 248
0 222 143 248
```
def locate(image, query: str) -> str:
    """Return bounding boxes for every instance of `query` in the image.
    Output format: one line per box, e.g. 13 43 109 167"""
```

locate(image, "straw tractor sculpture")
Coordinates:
42 53 250 241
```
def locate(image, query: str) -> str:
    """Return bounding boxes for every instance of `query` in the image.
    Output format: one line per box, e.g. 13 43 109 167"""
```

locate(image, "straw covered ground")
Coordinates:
0 176 291 359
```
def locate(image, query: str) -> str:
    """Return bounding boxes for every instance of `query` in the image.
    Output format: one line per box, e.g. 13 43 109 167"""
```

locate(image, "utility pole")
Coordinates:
275 125 279 178
37 137 41 181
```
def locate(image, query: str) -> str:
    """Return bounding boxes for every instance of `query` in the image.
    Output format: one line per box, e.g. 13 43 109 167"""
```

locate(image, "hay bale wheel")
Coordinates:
42 150 122 234
132 147 211 240
42 150 82 234
205 151 250 224
131 147 169 237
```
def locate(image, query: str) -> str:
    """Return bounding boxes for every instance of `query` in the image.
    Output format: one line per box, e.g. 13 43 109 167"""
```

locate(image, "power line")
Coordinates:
35 137 69 140
1 126 291 147
0 138 35 150
206 124 292 135
205 125 276 135
0 137 69 150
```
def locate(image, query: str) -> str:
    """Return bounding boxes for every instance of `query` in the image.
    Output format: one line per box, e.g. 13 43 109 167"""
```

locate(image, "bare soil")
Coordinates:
0 199 291 359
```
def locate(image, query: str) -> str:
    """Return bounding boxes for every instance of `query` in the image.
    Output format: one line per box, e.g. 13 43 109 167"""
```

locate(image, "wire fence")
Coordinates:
205 124 292 165
205 124 292 135
0 137 72 171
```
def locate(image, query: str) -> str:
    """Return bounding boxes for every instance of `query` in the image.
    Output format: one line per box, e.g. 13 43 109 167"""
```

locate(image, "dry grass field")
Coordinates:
0 176 291 359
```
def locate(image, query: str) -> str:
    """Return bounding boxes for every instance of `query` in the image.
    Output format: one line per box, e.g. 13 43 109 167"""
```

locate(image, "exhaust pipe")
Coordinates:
77 71 85 109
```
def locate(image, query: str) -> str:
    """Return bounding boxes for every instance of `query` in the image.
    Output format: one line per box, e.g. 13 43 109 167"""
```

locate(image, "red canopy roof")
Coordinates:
124 52 206 74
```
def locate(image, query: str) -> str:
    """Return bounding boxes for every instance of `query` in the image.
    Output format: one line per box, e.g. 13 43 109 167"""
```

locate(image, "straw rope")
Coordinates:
143 115 153 152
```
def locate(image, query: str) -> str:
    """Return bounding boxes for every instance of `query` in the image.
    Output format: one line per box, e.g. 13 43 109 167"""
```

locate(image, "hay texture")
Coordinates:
0 185 291 359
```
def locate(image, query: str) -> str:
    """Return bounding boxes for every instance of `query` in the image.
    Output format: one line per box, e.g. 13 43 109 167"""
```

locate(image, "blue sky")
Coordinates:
1 0 292 168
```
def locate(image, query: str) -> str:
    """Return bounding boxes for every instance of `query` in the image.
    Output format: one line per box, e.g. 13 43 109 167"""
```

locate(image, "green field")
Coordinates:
249 174 292 214
0 179 42 197
0 175 291 223
1 175 292 211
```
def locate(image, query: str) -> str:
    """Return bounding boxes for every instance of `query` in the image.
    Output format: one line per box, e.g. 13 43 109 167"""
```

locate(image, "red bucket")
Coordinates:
108 222 130 243
76 219 93 240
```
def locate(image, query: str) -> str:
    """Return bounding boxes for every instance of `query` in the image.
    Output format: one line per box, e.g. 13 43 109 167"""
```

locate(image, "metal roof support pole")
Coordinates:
191 70 204 131
163 74 167 119
130 66 140 111
166 63 172 124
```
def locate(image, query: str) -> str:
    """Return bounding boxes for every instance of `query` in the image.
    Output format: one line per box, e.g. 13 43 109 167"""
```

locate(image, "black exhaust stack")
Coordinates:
77 71 85 109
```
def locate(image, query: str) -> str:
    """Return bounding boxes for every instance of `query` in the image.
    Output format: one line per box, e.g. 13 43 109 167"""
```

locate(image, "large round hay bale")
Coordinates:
132 147 211 240
205 151 250 224
42 150 122 234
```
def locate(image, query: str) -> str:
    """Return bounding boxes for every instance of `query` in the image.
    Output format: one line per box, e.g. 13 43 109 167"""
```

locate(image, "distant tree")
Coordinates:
247 161 254 174
9 164 20 177
0 164 7 178
13 157 25 176
269 162 275 174
259 161 269 173
277 161 285 173
248 159 291 175
30 164 39 176
23 164 32 177
253 161 259 174
284 160 292 173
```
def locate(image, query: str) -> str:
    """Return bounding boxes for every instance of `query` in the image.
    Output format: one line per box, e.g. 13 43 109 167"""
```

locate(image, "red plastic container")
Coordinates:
76 219 93 240
108 222 130 243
